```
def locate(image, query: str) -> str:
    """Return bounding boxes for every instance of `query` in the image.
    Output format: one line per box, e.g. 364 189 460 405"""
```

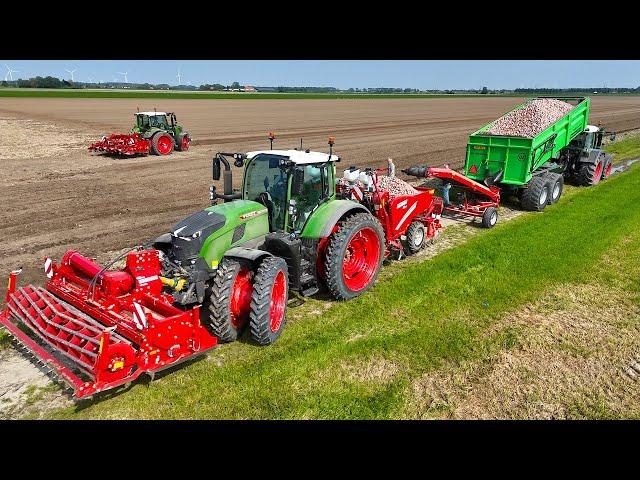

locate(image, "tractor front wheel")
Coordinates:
204 258 253 342
176 134 190 152
249 256 289 345
323 213 385 301
152 132 174 156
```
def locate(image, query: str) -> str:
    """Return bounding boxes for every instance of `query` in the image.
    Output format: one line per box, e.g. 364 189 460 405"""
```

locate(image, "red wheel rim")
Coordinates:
593 162 603 184
157 135 173 155
181 136 190 151
342 227 380 292
604 162 612 178
269 271 286 333
230 268 252 328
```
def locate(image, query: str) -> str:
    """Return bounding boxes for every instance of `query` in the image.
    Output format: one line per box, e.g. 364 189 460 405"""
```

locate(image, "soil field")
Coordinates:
1 96 640 289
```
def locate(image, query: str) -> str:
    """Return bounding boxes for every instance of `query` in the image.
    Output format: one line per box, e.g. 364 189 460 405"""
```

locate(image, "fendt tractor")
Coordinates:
89 110 191 156
0 136 443 399
404 97 615 226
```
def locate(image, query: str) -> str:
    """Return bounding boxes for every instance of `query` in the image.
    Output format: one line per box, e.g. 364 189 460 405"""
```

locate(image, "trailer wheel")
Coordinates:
151 132 174 155
481 207 498 228
404 221 426 255
577 160 603 186
520 176 549 211
323 213 385 301
545 173 564 204
249 256 289 345
204 258 253 343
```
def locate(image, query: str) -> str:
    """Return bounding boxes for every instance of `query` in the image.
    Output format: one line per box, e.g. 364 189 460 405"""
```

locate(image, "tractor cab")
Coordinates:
133 112 179 133
568 124 614 151
242 149 339 233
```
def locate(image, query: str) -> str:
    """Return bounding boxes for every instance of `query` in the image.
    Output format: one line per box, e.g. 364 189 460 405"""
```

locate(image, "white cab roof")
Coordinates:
136 112 167 116
246 149 339 164
585 125 599 133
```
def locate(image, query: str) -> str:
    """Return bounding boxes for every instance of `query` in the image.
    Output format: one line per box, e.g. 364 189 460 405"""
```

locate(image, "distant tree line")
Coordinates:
515 87 640 94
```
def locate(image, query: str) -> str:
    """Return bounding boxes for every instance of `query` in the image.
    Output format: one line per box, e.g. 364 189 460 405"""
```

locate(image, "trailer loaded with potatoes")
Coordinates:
404 97 615 226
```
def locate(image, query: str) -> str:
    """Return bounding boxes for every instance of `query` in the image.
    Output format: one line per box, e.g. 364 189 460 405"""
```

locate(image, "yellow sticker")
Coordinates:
211 260 219 269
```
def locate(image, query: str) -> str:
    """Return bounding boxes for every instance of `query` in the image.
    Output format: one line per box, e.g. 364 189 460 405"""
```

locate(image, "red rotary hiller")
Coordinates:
0 249 217 399
88 133 151 156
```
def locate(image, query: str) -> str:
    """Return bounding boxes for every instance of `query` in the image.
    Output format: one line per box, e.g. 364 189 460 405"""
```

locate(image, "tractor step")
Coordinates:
301 286 319 297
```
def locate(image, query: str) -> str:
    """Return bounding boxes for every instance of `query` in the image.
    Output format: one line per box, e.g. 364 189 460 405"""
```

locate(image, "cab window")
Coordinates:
291 164 326 231
244 154 288 230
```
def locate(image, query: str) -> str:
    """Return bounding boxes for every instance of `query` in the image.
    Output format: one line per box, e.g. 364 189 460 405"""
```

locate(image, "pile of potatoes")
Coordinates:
377 175 420 199
486 98 574 138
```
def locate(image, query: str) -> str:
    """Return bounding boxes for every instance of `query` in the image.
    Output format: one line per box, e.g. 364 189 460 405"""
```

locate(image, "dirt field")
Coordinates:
1 95 640 289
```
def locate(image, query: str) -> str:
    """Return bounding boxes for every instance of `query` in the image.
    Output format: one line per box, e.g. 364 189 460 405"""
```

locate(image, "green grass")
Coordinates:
45 163 640 419
605 132 640 163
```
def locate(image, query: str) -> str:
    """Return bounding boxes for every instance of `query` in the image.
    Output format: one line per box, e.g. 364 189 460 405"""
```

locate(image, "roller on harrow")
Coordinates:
1 135 443 399
89 111 190 156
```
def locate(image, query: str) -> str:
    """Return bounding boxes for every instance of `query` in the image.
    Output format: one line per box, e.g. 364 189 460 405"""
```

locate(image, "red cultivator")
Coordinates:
88 133 151 156
0 249 217 399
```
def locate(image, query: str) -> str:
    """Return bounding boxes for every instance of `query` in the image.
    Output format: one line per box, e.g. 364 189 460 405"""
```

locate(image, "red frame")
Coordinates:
88 133 151 156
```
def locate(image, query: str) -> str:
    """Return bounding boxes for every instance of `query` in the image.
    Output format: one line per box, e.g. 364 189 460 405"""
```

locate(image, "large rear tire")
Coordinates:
576 160 603 186
323 213 385 301
521 175 549 211
204 258 253 343
249 256 289 346
151 132 174 156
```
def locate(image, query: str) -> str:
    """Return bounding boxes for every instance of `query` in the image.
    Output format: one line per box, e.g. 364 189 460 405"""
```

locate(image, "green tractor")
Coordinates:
152 139 385 345
89 111 191 156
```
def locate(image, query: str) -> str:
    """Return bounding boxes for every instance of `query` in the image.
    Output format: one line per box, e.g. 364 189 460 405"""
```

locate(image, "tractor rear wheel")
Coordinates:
204 258 253 343
545 173 564 204
151 132 174 155
249 256 289 345
404 221 426 255
176 134 190 152
481 207 498 228
521 175 549 211
576 160 603 186
323 213 385 301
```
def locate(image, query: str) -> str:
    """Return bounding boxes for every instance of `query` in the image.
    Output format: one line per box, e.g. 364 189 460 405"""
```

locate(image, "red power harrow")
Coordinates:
0 249 216 399
88 133 151 156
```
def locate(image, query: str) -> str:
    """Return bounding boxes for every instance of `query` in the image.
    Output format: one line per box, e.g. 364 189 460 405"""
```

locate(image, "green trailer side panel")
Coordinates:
465 97 590 185
198 200 270 267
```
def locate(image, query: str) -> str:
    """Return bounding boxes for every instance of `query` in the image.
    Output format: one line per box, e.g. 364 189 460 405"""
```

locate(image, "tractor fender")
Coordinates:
578 149 608 165
301 199 370 239
223 247 272 264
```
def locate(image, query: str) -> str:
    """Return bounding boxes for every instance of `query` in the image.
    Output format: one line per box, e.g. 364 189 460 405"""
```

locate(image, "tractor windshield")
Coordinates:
244 154 288 230
148 115 169 128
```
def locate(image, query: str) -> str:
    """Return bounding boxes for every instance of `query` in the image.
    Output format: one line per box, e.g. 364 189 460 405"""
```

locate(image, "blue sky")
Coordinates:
2 60 639 89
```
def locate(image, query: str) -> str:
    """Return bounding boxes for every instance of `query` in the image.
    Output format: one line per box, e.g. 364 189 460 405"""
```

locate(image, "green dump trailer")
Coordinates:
463 97 614 211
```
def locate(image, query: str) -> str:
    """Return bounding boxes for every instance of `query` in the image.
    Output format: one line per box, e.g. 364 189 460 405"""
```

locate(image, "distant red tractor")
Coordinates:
89 111 190 157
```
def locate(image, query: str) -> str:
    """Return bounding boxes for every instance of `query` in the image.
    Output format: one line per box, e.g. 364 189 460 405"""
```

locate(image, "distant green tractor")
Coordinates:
89 111 191 156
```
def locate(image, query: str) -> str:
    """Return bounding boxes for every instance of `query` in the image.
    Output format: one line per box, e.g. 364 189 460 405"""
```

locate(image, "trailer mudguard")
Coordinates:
300 199 369 239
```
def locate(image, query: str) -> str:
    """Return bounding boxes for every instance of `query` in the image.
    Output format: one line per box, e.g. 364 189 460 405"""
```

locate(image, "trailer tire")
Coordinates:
576 160 603 186
323 213 385 301
151 132 174 156
521 176 549 211
545 173 564 204
404 221 426 255
204 258 252 343
249 256 289 346
481 207 498 228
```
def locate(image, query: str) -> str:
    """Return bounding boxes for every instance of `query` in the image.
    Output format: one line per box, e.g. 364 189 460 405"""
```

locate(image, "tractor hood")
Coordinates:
168 200 269 265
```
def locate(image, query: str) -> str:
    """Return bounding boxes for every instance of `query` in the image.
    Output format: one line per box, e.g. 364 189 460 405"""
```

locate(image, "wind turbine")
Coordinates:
4 64 19 81
65 68 77 82
176 68 182 85
87 76 94 83
118 72 128 83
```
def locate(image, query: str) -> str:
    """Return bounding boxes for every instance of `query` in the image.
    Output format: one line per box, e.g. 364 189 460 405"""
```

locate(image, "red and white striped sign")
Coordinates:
351 185 364 202
132 302 147 330
44 258 53 279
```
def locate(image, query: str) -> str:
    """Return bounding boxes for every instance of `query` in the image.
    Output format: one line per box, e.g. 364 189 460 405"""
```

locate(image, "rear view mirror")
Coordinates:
212 158 221 180
292 168 305 196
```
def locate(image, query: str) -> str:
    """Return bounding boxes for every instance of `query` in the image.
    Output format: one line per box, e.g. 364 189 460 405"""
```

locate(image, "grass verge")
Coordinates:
605 132 640 163
43 162 640 419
